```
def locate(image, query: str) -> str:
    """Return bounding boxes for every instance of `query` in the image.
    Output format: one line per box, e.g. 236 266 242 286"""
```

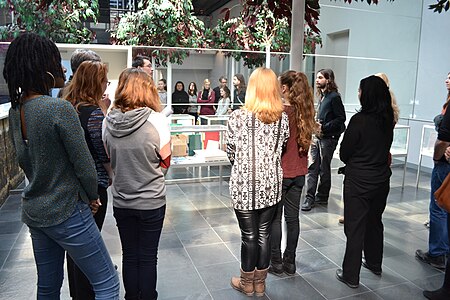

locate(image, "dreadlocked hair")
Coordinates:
280 70 316 152
3 32 64 109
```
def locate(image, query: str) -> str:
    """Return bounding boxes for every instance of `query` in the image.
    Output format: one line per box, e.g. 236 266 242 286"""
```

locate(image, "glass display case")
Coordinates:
169 114 196 126
168 125 230 194
416 124 437 187
391 124 410 189
198 115 230 126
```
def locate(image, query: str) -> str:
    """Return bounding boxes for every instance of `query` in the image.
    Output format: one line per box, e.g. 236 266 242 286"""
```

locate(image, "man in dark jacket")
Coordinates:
302 69 346 211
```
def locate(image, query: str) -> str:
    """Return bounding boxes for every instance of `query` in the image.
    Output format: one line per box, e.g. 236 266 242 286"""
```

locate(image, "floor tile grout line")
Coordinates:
170 183 216 299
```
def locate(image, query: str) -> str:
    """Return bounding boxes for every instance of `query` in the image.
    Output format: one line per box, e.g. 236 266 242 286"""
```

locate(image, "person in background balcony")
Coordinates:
157 78 167 106
172 80 189 114
215 86 231 115
232 73 246 110
197 78 216 123
187 81 199 123
227 67 289 297
213 75 228 106
4 32 119 299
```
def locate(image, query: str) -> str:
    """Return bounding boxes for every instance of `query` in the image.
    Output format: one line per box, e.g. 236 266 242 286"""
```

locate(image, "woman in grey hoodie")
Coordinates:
103 68 171 300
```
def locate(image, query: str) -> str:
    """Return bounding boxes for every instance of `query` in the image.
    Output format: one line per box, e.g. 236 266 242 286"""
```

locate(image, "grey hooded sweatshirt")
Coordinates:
104 107 170 210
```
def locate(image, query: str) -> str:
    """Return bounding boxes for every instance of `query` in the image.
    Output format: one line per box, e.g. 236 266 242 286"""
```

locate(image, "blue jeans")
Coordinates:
429 161 450 257
114 205 166 300
29 201 120 300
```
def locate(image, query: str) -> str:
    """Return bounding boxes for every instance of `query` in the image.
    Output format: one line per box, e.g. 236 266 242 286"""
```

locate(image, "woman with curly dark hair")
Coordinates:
269 71 316 276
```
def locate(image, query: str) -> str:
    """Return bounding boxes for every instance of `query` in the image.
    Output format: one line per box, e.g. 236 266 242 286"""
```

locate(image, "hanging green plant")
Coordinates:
0 0 98 43
210 8 321 69
110 0 207 66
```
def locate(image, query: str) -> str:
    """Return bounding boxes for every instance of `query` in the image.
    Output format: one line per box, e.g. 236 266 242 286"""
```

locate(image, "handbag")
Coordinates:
435 173 450 212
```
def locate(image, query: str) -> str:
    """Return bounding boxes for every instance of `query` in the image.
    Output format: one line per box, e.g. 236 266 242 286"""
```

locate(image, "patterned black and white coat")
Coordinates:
226 109 289 210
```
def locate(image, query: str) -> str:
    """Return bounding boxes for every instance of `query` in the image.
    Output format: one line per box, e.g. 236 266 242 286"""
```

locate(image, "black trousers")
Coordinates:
444 214 450 290
67 186 108 300
305 137 338 202
342 176 389 282
271 176 305 257
235 205 277 272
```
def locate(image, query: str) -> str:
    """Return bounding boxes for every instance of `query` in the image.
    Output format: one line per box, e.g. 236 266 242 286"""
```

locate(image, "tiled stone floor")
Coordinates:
0 165 444 299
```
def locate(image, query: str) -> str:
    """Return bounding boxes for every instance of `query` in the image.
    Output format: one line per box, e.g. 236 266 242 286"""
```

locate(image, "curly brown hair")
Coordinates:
279 71 316 152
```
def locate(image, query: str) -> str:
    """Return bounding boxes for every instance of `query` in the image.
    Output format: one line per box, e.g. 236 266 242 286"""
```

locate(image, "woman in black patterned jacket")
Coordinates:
227 67 289 297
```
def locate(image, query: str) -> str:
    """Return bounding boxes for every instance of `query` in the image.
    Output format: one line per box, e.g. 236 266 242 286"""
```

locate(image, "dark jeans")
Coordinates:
305 136 338 203
342 176 389 282
114 205 166 300
428 161 450 256
444 214 450 290
235 205 277 272
271 176 305 257
67 186 108 300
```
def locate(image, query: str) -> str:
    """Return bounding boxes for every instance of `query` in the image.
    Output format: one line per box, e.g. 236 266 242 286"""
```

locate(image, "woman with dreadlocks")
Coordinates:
3 33 119 299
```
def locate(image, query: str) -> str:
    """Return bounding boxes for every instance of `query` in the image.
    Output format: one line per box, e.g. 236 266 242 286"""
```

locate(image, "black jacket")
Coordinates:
172 90 189 114
317 91 346 139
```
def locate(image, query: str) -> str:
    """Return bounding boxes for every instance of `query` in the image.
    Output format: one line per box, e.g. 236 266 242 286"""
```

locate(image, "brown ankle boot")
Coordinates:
231 269 255 296
254 268 269 297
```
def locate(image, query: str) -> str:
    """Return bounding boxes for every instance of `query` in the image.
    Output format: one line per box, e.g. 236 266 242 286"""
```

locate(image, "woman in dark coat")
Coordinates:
336 75 394 288
172 81 189 114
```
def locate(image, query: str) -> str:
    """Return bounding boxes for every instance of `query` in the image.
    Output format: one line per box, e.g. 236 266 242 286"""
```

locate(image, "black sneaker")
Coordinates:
301 198 315 211
282 253 296 276
314 198 328 205
415 249 446 270
361 257 382 275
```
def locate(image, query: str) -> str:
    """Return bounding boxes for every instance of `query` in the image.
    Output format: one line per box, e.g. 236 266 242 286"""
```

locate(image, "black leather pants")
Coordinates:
234 205 277 272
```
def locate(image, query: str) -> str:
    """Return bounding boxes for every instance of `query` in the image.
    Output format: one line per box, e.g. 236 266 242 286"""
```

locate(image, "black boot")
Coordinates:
423 288 450 300
269 252 283 276
283 251 296 275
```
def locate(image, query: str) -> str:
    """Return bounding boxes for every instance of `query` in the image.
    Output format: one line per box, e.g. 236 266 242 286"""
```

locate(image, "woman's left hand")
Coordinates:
89 199 102 215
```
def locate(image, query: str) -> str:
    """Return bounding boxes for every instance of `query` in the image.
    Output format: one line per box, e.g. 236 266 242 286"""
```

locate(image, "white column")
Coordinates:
167 60 173 112
151 56 156 82
230 57 235 103
265 42 271 69
290 0 305 71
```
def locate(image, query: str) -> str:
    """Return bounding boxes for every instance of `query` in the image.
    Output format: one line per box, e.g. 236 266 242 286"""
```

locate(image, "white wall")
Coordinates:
315 0 450 169
406 2 450 169
316 0 422 117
